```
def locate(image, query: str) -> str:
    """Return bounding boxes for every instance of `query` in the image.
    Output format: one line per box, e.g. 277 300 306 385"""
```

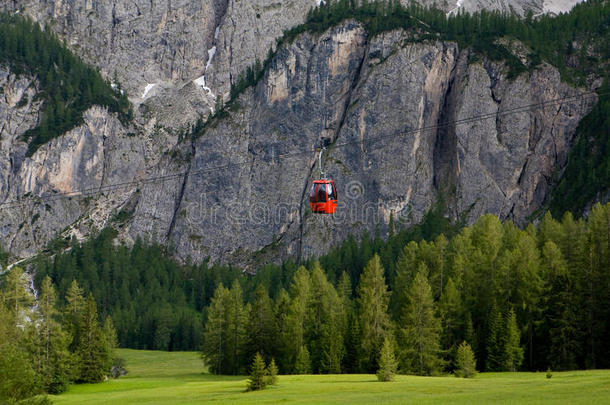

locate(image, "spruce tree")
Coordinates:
247 353 267 391
76 294 111 383
438 277 463 369
243 284 277 367
400 268 442 375
486 305 505 371
266 358 279 385
376 337 397 382
504 309 523 372
455 341 477 378
358 255 392 372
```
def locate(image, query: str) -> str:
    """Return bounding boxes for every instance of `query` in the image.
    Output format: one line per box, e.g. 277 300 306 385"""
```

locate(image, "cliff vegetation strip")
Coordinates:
0 13 133 156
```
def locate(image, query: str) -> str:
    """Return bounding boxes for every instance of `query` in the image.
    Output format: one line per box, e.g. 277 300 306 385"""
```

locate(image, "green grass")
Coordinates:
50 349 610 404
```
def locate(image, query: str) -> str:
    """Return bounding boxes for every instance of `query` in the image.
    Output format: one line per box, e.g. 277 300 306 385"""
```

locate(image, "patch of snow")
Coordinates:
206 46 217 71
111 82 124 95
214 26 220 40
317 0 325 6
447 0 464 16
543 0 583 14
194 75 215 99
141 83 157 99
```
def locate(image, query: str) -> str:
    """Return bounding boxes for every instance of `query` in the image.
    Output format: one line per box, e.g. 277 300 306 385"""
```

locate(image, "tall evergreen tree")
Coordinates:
358 255 392 372
202 284 229 374
376 337 397 382
486 304 505 371
455 341 477 378
226 280 247 374
399 269 442 375
75 293 112 383
504 308 523 372
283 267 311 372
243 284 278 366
36 276 71 393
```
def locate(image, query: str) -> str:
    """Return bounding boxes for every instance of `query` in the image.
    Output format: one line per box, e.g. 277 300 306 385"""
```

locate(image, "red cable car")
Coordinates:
309 146 338 214
310 179 338 214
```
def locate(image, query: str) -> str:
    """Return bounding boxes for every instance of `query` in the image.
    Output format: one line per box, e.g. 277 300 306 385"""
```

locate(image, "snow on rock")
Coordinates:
141 83 158 99
206 46 217 71
447 0 464 16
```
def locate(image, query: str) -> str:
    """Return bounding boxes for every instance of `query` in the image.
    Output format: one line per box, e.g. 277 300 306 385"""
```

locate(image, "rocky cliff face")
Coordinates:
3 0 583 132
129 22 594 265
0 9 596 265
0 67 148 257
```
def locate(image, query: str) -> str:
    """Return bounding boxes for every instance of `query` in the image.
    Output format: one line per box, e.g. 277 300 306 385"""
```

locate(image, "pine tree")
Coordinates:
504 309 523 372
247 353 267 391
399 269 442 375
455 341 477 378
376 337 397 382
358 255 392 372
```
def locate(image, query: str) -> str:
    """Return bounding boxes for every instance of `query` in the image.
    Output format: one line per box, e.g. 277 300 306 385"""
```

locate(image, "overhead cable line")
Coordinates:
0 90 605 210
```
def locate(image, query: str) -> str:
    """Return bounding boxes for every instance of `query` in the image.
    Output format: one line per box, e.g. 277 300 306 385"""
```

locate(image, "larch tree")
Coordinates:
226 280 247 374
36 276 71 393
202 284 229 374
283 266 311 372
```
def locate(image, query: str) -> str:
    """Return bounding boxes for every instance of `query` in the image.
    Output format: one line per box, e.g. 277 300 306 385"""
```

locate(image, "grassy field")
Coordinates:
50 349 610 404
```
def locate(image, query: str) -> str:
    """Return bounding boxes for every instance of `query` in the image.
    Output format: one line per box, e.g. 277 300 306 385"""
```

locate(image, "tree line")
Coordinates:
0 268 117 403
200 203 609 375
30 203 610 376
0 13 132 155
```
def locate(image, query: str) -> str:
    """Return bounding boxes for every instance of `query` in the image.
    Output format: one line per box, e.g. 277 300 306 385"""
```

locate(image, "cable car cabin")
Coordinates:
310 180 338 214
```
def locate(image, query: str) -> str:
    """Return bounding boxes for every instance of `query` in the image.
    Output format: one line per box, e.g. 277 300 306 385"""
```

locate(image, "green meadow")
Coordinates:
50 349 610 404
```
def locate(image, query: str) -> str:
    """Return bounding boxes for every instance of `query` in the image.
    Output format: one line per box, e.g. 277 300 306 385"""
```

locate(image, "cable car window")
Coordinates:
317 184 327 202
310 184 316 203
327 183 336 200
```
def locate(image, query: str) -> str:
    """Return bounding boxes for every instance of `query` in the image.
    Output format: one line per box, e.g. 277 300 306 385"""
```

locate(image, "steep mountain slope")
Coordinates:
128 21 594 264
0 1 606 265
